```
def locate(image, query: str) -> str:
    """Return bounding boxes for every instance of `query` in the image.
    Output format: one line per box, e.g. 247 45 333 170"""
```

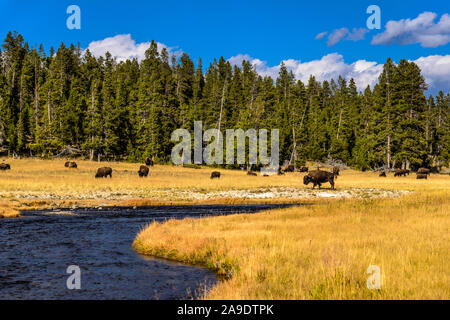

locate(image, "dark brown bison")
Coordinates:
303 169 335 190
138 165 149 177
416 173 428 179
95 167 112 178
210 171 220 179
277 167 285 175
283 164 295 172
417 168 430 175
0 163 11 170
379 171 386 177
65 161 77 168
299 166 308 172
394 169 408 177
332 166 340 176
144 157 153 166
247 171 257 176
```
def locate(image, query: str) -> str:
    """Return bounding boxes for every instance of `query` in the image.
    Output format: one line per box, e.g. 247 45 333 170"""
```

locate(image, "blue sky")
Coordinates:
1 0 449 93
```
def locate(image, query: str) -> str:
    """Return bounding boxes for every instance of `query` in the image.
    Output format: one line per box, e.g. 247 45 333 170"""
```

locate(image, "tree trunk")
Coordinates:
387 134 391 169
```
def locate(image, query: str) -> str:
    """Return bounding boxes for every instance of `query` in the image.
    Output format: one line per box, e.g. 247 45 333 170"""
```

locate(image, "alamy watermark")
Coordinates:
66 5 81 30
171 121 279 174
366 265 381 290
366 5 381 30
66 265 81 290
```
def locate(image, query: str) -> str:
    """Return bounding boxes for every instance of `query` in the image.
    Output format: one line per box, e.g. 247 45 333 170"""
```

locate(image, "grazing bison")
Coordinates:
379 171 386 177
416 173 428 179
144 157 153 166
247 171 257 176
332 166 340 177
210 171 221 179
303 169 335 190
65 161 77 168
138 165 149 177
95 167 112 178
417 168 430 175
283 164 295 172
299 166 308 173
0 163 11 170
394 169 408 177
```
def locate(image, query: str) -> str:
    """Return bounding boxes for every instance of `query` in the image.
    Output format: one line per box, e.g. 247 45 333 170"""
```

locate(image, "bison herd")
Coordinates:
0 159 445 187
379 167 435 179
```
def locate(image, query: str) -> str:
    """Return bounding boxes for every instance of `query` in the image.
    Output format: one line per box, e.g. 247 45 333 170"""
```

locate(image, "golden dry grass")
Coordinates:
0 158 310 216
133 171 450 299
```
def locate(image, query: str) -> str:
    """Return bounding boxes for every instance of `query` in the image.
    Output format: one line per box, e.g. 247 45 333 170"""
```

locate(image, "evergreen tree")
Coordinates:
0 31 448 169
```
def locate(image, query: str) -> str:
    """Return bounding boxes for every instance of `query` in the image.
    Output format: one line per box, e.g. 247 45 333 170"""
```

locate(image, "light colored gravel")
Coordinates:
0 187 411 201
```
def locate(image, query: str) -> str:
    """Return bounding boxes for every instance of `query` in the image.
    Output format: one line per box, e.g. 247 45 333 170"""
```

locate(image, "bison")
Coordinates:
379 171 386 177
210 171 220 179
283 164 295 172
417 168 430 175
394 169 408 177
0 163 11 170
303 169 335 190
299 166 308 172
95 167 112 178
138 165 149 177
65 161 77 168
277 167 285 175
416 173 428 179
144 157 154 166
247 171 257 176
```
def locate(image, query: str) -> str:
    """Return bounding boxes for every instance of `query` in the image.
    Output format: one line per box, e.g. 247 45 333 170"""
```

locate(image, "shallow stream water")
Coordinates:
0 204 290 299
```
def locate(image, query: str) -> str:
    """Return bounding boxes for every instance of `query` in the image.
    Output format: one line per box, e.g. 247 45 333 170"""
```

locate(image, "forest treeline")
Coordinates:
0 31 449 169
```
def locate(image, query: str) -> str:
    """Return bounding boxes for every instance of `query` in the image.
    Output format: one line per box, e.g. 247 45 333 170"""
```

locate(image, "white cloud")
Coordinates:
315 31 328 40
327 28 349 46
321 27 370 46
85 34 182 62
371 12 450 47
228 53 450 94
347 28 370 41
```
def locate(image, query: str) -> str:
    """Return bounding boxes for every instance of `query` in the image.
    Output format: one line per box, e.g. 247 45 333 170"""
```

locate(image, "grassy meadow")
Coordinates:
0 157 422 217
134 188 450 299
